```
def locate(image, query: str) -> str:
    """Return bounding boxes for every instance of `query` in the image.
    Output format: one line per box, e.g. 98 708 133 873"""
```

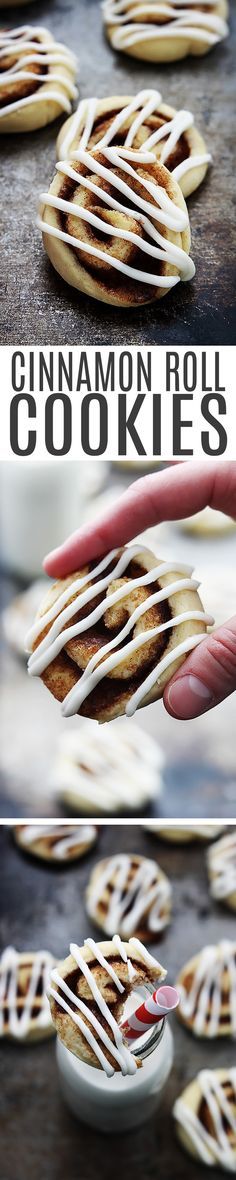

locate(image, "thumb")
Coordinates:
164 617 236 720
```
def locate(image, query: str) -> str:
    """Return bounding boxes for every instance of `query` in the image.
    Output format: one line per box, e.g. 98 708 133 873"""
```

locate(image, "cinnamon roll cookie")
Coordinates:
26 546 211 723
176 940 236 1038
38 145 195 306
49 936 166 1073
57 91 210 200
207 831 236 911
0 26 78 133
0 946 54 1042
86 854 172 941
102 0 229 63
176 507 236 536
14 823 97 864
173 1069 236 1171
54 721 163 815
145 824 224 843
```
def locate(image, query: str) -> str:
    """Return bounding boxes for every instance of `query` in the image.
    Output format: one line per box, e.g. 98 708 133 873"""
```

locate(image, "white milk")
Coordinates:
0 461 81 578
56 1002 174 1132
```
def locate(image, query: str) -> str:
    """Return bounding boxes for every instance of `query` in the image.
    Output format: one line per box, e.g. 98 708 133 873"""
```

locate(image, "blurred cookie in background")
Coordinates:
176 940 236 1039
175 507 236 537
207 830 236 911
144 824 225 844
86 852 172 941
173 1068 236 1171
0 946 54 1042
14 823 98 864
2 581 46 659
52 720 164 815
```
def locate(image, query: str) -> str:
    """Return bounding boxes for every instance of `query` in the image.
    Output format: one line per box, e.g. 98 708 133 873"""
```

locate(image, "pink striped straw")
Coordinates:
121 985 179 1041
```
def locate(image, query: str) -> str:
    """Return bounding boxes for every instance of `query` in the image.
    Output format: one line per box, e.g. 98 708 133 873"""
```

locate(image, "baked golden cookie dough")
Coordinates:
176 507 236 536
0 25 78 133
39 146 195 305
173 1069 236 1171
86 853 171 940
102 0 229 63
0 946 54 1042
207 830 236 911
144 824 225 843
57 91 210 200
27 546 211 723
176 940 236 1038
14 823 97 864
53 721 163 815
49 935 166 1073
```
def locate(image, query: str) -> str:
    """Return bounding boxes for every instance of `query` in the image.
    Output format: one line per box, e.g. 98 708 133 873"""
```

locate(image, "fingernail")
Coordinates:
166 675 213 720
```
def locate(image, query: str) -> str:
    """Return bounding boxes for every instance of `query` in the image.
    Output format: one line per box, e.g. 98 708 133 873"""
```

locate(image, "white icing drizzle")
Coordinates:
178 941 236 1037
27 548 212 718
208 833 236 902
87 853 171 936
17 824 96 860
50 936 163 1076
174 1069 236 1170
55 721 163 814
59 90 211 184
0 946 53 1039
0 25 78 119
102 0 228 49
38 142 196 289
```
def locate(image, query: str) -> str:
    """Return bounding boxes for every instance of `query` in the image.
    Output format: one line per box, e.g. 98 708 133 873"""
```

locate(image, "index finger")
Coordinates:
44 460 236 577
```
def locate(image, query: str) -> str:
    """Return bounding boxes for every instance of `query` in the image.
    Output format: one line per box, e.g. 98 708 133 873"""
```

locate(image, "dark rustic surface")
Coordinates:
0 822 235 1180
0 0 235 346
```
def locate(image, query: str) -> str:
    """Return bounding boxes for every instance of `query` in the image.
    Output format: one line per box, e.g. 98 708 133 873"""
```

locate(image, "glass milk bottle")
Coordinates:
0 460 81 579
56 987 174 1133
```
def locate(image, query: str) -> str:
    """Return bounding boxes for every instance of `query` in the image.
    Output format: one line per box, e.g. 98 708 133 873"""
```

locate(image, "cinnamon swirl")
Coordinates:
207 831 236 912
0 26 78 133
38 145 195 305
86 854 172 940
26 546 212 723
49 935 166 1073
58 91 210 199
0 946 54 1042
173 1069 236 1171
103 0 229 62
14 823 97 863
176 940 236 1038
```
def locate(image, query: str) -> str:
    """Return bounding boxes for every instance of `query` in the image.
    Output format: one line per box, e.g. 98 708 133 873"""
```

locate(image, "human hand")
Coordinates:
44 461 236 721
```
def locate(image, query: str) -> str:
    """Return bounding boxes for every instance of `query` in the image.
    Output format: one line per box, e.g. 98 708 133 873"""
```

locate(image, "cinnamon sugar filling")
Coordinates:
85 106 190 172
56 162 172 296
0 37 48 109
199 1083 235 1143
37 561 173 714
